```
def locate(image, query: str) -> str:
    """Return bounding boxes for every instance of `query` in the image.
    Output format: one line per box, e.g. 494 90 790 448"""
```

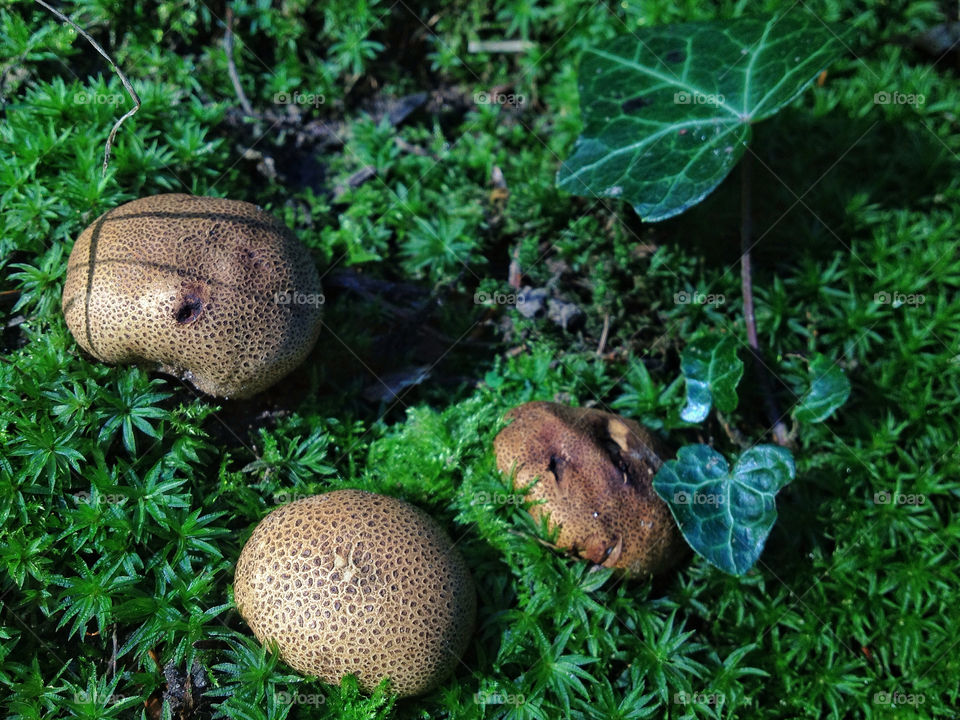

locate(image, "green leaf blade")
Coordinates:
680 334 744 422
653 444 796 575
557 14 847 221
793 353 851 423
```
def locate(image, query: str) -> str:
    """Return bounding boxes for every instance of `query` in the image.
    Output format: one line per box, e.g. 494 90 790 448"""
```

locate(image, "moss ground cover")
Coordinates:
1 0 958 717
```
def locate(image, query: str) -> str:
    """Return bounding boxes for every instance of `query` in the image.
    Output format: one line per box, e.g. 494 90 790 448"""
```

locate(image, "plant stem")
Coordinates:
740 151 789 446
34 0 140 175
224 6 256 118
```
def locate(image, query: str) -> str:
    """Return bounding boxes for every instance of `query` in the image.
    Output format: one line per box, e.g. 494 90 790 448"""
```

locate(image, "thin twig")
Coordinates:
716 409 750 449
34 0 141 176
394 136 437 158
467 39 536 53
741 152 759 352
332 166 376 201
507 247 522 290
596 312 610 355
506 528 562 551
740 151 790 446
224 5 254 117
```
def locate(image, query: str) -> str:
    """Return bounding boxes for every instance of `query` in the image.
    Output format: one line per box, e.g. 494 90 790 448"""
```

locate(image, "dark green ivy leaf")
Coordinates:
680 334 744 423
557 13 847 220
793 353 850 423
653 443 795 575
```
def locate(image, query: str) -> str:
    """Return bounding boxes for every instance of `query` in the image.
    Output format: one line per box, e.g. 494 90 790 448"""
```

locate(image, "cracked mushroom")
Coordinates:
494 401 684 576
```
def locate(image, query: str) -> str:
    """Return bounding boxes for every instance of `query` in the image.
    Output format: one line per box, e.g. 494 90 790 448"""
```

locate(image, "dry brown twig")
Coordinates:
596 312 610 356
34 0 141 176
224 5 255 117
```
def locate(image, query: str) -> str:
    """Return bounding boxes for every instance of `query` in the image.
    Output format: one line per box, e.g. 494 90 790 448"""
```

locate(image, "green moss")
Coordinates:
1 0 959 717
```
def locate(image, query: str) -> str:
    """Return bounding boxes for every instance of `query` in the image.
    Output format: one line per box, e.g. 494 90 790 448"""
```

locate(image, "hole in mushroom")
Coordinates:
548 454 564 484
60 194 324 399
175 294 204 325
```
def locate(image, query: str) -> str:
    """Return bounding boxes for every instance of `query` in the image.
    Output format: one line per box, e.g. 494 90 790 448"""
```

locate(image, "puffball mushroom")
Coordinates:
61 194 323 399
494 401 684 576
234 490 476 697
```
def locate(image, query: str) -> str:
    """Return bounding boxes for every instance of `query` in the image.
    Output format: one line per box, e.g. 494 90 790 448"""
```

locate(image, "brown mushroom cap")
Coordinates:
234 490 475 697
493 401 684 576
61 194 323 398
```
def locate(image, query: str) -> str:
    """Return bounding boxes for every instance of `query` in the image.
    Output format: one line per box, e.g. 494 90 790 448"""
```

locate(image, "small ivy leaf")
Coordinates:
793 354 850 423
557 13 847 221
680 335 744 423
653 444 795 575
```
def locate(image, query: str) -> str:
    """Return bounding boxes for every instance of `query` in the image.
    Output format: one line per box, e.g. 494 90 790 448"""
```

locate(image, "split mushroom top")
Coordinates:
494 401 684 576
62 193 323 398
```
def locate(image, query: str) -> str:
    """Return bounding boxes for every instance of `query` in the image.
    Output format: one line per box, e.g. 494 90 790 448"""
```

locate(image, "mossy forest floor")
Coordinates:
1 0 959 718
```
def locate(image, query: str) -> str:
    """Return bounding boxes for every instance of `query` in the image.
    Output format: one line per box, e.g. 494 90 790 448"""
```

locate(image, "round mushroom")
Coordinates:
493 401 684 576
61 194 323 398
234 490 475 697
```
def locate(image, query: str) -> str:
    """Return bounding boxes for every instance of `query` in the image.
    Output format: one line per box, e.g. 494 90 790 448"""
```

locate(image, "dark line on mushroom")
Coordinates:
82 211 109 358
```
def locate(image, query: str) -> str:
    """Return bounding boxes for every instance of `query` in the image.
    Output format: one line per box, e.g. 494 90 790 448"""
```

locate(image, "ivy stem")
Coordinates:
740 150 789 446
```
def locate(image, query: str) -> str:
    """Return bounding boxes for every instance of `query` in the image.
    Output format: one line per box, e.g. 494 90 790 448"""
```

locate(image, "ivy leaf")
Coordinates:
793 354 850 423
557 13 847 221
653 444 795 575
680 335 744 423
